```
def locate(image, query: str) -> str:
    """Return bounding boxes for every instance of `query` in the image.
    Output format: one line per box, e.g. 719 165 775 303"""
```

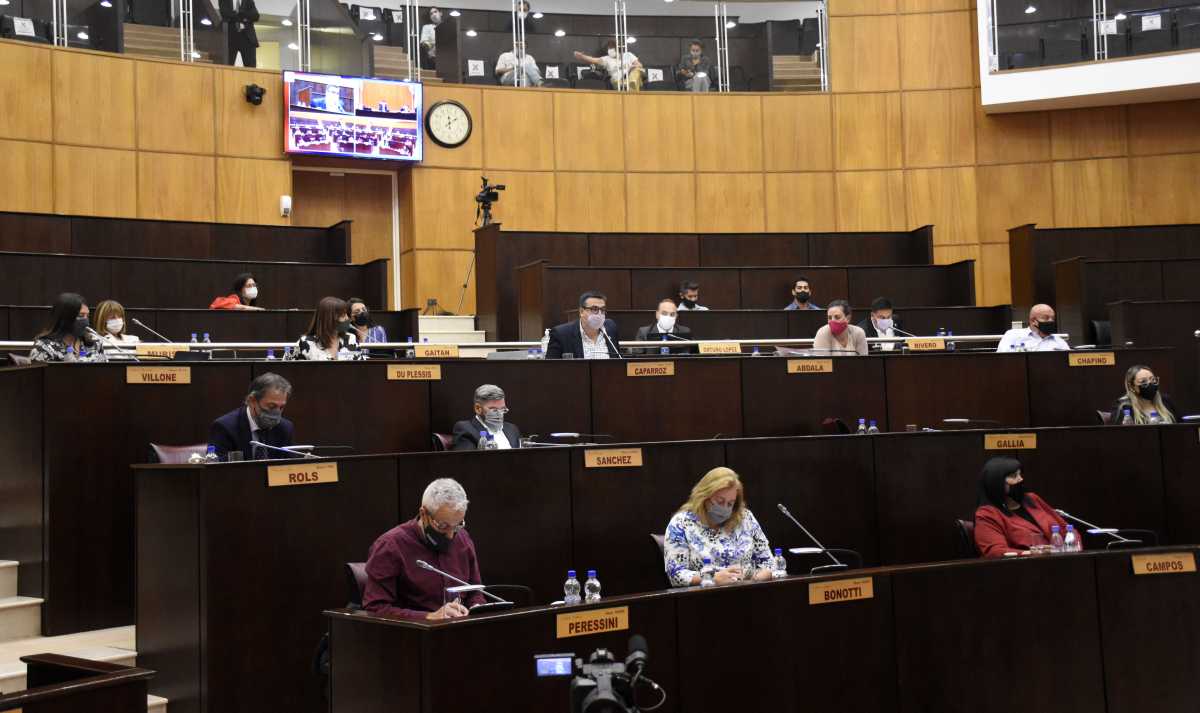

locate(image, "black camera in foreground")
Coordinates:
475 175 505 225
536 634 664 713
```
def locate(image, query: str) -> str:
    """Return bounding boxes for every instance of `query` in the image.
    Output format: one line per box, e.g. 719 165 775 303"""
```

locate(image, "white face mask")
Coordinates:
243 286 259 300
874 317 893 332
105 318 124 335
657 314 676 332
607 48 618 58
585 312 605 330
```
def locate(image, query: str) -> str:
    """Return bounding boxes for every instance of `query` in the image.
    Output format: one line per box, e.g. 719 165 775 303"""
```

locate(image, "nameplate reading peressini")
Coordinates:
414 344 460 359
1068 352 1116 367
135 343 189 359
809 577 874 605
787 359 834 374
698 341 741 355
1131 552 1197 575
984 433 1037 450
904 338 945 351
267 461 339 488
126 366 191 384
584 448 643 468
556 606 629 638
627 361 675 377
387 364 443 380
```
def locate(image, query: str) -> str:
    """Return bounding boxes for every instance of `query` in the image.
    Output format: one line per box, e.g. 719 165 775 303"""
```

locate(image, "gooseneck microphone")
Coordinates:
414 559 512 604
1054 508 1143 548
248 440 317 459
600 327 625 360
131 318 174 344
777 503 848 574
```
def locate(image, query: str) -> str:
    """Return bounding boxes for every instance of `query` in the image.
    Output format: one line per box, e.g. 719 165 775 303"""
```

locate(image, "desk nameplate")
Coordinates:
809 577 874 605
1069 352 1116 367
905 338 945 351
984 433 1037 450
627 361 675 377
698 341 741 355
1131 552 1196 575
556 606 629 638
387 364 442 380
414 344 460 359
267 461 339 488
584 448 643 468
126 366 191 384
787 359 833 374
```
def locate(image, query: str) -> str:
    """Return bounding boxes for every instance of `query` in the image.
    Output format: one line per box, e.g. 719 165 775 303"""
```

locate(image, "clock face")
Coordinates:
425 101 472 148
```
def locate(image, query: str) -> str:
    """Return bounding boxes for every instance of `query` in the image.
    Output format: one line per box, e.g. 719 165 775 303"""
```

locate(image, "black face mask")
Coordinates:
680 298 696 308
1138 383 1159 400
1035 320 1057 335
1007 482 1026 505
71 317 90 338
424 526 450 553
337 320 353 335
794 291 810 303
353 312 370 327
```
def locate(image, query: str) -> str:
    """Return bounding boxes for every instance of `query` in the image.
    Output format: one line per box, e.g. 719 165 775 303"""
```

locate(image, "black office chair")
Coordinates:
485 584 535 607
431 433 453 451
1091 319 1112 346
1130 11 1172 55
1096 410 1114 425
5 353 32 366
954 518 978 559
649 533 668 587
344 561 368 609
150 443 208 464
642 65 674 91
821 417 850 435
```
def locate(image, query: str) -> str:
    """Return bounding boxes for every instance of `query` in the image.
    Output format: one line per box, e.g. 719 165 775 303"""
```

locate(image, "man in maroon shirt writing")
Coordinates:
363 478 486 620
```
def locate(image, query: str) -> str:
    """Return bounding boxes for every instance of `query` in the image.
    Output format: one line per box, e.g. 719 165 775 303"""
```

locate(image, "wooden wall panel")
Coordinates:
762 94 834 172
900 0 970 12
555 173 626 232
829 16 901 92
1049 106 1128 161
835 93 903 170
215 68 284 159
52 51 135 149
413 249 476 314
696 173 765 232
623 94 695 172
980 243 1012 306
215 157 291 225
829 0 897 15
899 12 974 90
481 90 554 170
906 167 977 245
902 89 975 167
1051 158 1131 227
934 244 982 304
0 43 52 142
484 171 556 230
1127 154 1200 225
976 163 1054 244
291 170 347 228
345 172 398 304
400 250 416 310
0 139 53 214
409 168 482 250
553 92 624 171
421 84 484 168
53 146 137 218
137 152 216 223
135 62 215 155
975 89 1051 164
835 170 906 231
1126 100 1200 156
626 173 695 232
693 95 763 172
765 173 837 232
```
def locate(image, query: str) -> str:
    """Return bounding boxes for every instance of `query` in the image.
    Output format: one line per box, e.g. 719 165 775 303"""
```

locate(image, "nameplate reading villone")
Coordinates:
126 366 191 384
267 461 339 488
584 448 643 468
984 433 1037 450
556 606 629 639
808 577 874 605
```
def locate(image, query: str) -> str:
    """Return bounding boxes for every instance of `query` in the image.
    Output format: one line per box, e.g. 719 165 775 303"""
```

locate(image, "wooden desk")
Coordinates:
0 654 155 713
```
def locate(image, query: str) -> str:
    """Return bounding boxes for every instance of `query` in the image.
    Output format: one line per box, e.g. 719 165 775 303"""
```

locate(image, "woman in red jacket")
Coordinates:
210 272 264 311
974 457 1074 558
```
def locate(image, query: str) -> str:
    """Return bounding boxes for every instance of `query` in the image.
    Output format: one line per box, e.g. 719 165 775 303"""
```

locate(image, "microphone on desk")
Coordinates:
414 559 513 605
600 327 625 360
548 432 613 440
249 440 318 459
777 503 848 574
131 318 174 344
1054 508 1144 549
892 327 919 338
290 444 354 453
660 332 690 341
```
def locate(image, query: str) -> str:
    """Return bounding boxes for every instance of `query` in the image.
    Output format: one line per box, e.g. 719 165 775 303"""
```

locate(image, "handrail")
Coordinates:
0 654 154 711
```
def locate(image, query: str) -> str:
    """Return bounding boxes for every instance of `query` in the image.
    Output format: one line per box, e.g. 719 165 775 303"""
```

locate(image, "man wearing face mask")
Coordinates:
676 281 709 311
784 277 821 311
996 303 1069 352
419 7 441 70
363 478 484 621
635 298 695 354
451 384 523 450
676 40 711 92
858 296 899 351
207 372 295 461
546 291 621 359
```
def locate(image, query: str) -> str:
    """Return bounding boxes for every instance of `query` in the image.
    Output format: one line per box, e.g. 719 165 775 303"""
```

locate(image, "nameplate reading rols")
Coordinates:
809 577 874 605
627 361 675 377
556 606 629 639
905 338 945 351
135 343 189 359
1068 352 1116 367
413 344 459 359
126 366 191 384
984 433 1037 450
387 364 442 381
267 461 339 488
787 359 834 374
698 341 742 355
1131 552 1196 576
584 448 643 468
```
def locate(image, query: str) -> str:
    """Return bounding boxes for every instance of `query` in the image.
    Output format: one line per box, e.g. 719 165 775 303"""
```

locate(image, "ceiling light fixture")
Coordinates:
372 32 384 41
725 20 737 28
282 18 293 26
465 29 477 36
532 11 543 18
200 16 212 25
1024 5 1037 13
1113 12 1127 19
76 30 89 40
99 0 112 7
287 41 300 50
627 36 637 43
554 28 565 37
449 9 461 16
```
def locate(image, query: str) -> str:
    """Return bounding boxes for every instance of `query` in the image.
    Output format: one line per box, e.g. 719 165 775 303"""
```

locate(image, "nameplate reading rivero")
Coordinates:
135 343 189 359
267 461 339 488
787 359 833 374
1068 352 1116 367
387 364 442 380
984 433 1037 450
414 344 459 359
904 338 945 351
584 448 643 468
1131 552 1196 575
126 366 191 384
627 361 675 377
698 341 742 355
556 606 629 639
809 577 874 605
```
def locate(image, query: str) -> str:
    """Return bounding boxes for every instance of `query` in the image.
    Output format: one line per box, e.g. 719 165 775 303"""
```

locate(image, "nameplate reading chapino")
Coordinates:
984 433 1037 450
787 359 834 374
414 344 460 359
135 343 189 359
555 606 629 639
125 366 191 384
904 338 945 351
627 361 675 377
584 448 644 468
1068 352 1116 367
808 577 874 605
386 364 442 381
698 341 742 355
267 461 339 488
1131 552 1197 575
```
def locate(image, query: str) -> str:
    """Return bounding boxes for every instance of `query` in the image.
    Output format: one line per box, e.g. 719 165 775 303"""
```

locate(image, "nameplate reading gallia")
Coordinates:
125 366 192 384
984 433 1037 450
556 606 630 639
808 577 874 606
387 364 443 380
584 448 644 468
1131 552 1196 576
267 461 339 488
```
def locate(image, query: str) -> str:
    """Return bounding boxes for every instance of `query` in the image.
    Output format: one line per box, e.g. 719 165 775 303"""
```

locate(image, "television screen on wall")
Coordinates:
283 71 423 162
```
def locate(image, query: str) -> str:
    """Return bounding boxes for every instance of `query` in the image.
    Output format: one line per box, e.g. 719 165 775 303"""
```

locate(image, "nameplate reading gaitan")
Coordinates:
414 344 460 359
267 461 339 488
787 359 833 374
984 433 1037 450
556 606 629 639
904 338 945 351
126 366 191 384
584 448 643 468
1131 552 1196 576
698 341 742 355
809 577 874 605
627 361 675 377
135 343 189 359
387 364 442 380
1068 352 1116 367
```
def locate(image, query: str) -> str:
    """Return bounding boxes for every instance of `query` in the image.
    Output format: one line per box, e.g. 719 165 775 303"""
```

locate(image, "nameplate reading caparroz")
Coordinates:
627 361 675 377
135 343 189 359
387 364 442 380
126 366 191 384
1068 352 1116 367
267 461 339 488
984 433 1037 450
556 606 629 639
1131 552 1197 576
787 359 834 374
698 341 741 355
414 344 459 359
809 577 874 605
584 448 643 468
904 338 945 351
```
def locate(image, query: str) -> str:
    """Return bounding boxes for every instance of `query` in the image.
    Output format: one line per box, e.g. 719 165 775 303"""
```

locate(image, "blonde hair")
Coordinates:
1121 364 1174 424
679 466 745 531
93 300 127 338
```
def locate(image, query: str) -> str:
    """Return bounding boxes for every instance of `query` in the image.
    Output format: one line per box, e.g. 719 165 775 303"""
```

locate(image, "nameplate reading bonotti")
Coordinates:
267 461 339 488
584 448 643 468
809 577 874 605
126 366 191 384
387 364 442 380
556 606 629 639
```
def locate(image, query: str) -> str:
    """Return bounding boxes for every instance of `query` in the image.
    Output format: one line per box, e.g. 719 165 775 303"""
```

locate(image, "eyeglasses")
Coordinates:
429 516 467 533
581 306 607 315
1134 377 1160 387
485 407 509 416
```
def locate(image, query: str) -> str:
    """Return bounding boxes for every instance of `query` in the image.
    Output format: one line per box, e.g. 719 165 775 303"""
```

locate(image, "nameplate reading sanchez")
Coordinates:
627 361 674 377
126 366 191 384
135 343 189 359
809 577 874 605
584 448 643 468
698 341 741 355
556 606 629 639
787 359 833 374
1131 552 1196 576
984 433 1037 450
905 338 945 351
267 461 339 488
387 364 442 381
414 344 459 359
1068 352 1116 367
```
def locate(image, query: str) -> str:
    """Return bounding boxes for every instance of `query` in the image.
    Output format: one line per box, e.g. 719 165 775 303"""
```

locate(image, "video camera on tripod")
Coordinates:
476 175 505 225
535 634 666 713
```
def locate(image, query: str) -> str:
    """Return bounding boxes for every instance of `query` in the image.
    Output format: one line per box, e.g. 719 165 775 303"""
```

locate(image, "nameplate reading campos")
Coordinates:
984 433 1037 450
904 338 945 351
787 359 834 374
126 366 191 384
1131 552 1196 576
627 361 675 377
1068 352 1116 367
809 577 874 605
556 606 629 639
698 341 741 355
414 344 460 359
135 343 189 359
387 364 443 380
584 448 643 468
267 461 339 488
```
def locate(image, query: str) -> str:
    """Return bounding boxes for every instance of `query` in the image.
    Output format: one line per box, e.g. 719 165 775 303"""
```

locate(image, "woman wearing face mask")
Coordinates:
348 298 388 344
210 273 265 311
812 299 868 356
1112 365 1178 425
663 467 775 587
286 296 362 360
30 292 99 362
573 39 644 91
92 300 140 351
973 457 1074 558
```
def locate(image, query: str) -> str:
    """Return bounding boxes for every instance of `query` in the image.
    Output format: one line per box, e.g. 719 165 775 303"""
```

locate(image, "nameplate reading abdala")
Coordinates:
267 461 339 488
414 344 460 359
698 341 741 355
135 343 189 359
126 366 191 384
387 364 442 380
584 448 643 468
984 433 1037 450
904 338 945 351
787 359 833 374
556 606 629 639
627 361 675 377
809 577 874 605
1131 552 1196 576
1068 352 1116 367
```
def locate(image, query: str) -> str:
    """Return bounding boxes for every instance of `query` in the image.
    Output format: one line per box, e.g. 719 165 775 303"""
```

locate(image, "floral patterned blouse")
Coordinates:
663 508 774 587
284 332 364 361
29 336 73 362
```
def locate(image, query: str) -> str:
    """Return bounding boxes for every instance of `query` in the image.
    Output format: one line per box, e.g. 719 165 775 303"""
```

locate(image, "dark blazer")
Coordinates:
451 417 523 450
634 323 694 354
219 0 259 45
208 406 294 460
856 316 900 339
545 319 621 359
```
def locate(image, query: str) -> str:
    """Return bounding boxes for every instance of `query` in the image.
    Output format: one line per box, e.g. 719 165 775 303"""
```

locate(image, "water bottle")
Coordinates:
563 570 582 605
541 329 551 355
771 548 787 579
1148 410 1163 424
78 346 90 361
337 345 352 361
660 335 669 355
584 570 601 602
283 346 293 359
404 336 415 359
190 333 199 345
699 557 716 588
946 330 956 352
202 332 212 346
477 431 490 450
936 327 946 337
1064 524 1080 552
1050 525 1064 553
1120 405 1133 425
866 420 880 434
856 418 867 435
203 444 219 463
751 346 762 356
266 349 276 360
64 345 78 363
526 348 537 359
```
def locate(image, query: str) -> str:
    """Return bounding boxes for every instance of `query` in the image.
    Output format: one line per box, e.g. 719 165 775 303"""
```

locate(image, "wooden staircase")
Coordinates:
771 54 823 92
372 44 442 82
123 23 214 63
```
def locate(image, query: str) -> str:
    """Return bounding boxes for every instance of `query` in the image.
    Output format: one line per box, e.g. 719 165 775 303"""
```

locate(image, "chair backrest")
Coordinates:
486 584 535 607
431 433 452 451
5 353 32 366
345 561 368 608
150 443 208 464
649 533 668 586
1091 319 1112 346
650 532 665 554
1097 410 1114 425
954 518 978 558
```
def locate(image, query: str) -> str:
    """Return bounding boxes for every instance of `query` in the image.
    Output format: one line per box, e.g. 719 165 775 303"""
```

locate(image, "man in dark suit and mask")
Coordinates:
635 298 695 354
545 291 621 359
452 384 523 450
208 372 294 460
220 0 260 67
